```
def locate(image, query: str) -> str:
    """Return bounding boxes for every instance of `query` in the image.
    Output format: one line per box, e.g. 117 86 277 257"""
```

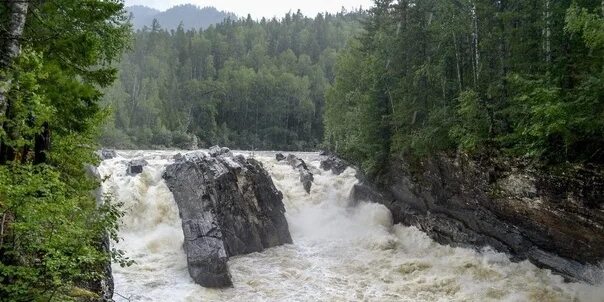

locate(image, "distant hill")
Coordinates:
126 4 236 30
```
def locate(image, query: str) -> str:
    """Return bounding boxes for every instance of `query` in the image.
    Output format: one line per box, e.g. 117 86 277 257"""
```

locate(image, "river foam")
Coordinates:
98 150 603 302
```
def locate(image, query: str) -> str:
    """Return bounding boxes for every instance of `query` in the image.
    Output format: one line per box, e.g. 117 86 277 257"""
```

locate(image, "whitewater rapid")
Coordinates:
98 150 603 302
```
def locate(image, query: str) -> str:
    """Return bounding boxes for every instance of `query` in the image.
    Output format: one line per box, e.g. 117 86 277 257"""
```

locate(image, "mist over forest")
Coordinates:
102 8 365 150
126 4 236 30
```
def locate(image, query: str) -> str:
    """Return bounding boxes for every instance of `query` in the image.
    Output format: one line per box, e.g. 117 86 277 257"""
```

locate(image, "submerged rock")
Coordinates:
163 148 292 288
285 154 314 193
126 159 148 175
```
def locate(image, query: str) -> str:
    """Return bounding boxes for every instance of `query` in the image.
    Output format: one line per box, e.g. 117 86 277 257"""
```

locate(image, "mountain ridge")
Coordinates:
126 4 236 30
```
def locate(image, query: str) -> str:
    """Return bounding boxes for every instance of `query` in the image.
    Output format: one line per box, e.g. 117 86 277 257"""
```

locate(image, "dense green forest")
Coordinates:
0 0 131 300
325 0 604 173
101 10 365 150
0 0 602 299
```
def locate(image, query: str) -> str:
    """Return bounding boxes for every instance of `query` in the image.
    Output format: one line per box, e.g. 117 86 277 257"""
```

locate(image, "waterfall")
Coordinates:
99 150 603 302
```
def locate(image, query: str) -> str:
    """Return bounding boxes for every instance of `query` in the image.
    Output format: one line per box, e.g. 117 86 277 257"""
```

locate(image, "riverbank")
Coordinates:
350 152 604 284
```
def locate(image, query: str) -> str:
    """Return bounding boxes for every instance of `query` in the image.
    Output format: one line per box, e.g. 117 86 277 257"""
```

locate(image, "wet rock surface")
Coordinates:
126 159 148 175
320 153 349 175
163 147 292 288
285 154 314 193
82 165 114 301
275 153 286 161
350 154 604 284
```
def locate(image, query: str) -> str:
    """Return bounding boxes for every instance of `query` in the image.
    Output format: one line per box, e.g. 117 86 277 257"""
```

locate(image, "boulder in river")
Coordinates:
126 159 148 175
285 154 314 194
320 154 349 176
275 153 286 161
163 148 292 288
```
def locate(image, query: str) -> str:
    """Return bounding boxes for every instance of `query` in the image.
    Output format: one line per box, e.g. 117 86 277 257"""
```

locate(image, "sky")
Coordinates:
124 0 374 18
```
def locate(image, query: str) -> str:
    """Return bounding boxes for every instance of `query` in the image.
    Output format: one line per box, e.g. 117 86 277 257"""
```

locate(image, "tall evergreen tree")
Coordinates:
325 0 604 173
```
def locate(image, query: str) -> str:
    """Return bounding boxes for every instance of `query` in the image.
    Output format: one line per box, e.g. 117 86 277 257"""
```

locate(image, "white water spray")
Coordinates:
98 150 603 302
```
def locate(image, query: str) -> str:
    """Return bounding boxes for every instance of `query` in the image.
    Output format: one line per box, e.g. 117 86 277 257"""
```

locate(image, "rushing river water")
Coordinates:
98 150 603 302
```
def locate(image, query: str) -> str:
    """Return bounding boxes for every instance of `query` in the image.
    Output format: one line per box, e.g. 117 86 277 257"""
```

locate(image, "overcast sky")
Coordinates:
124 0 374 18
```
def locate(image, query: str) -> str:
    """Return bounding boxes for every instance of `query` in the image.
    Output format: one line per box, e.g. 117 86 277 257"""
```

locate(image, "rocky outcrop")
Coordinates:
285 154 313 193
163 148 292 288
96 234 114 301
320 153 349 175
351 154 604 284
82 163 114 301
126 159 148 175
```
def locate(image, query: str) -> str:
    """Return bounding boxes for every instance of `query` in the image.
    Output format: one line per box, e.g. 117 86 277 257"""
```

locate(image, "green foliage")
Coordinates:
0 51 52 153
102 10 365 151
565 3 604 50
325 0 604 170
324 40 388 173
502 76 567 159
0 165 120 301
450 90 490 152
0 0 131 300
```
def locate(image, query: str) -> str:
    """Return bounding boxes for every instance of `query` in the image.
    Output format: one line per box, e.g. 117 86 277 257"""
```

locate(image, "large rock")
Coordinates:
352 154 604 284
286 154 314 194
163 149 292 288
275 153 286 161
320 153 349 175
126 159 148 175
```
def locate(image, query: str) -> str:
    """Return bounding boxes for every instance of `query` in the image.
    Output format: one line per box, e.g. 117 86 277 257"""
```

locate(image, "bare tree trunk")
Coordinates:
0 1 29 163
0 212 7 249
471 2 480 86
453 32 463 92
1 1 29 112
0 1 28 69
543 0 552 64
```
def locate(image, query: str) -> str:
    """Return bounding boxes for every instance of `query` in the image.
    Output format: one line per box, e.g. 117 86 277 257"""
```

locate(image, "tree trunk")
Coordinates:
471 2 480 86
543 0 551 64
0 1 29 118
0 1 28 69
0 1 29 163
453 32 463 92
33 122 51 164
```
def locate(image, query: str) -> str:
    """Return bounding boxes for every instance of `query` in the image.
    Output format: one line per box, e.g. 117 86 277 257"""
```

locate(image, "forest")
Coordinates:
0 0 603 300
101 10 365 150
325 0 603 173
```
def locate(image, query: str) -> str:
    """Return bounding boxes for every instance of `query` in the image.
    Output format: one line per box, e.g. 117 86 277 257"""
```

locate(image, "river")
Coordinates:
97 150 603 302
